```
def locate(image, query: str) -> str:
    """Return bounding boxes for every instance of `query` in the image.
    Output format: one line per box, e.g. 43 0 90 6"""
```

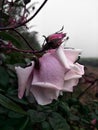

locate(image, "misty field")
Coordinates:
77 58 98 103
79 58 98 68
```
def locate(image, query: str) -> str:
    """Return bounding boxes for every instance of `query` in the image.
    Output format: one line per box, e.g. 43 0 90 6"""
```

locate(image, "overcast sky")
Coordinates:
27 0 98 57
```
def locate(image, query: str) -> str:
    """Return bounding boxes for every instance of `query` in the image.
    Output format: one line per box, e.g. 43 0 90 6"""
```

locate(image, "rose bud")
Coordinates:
42 32 67 51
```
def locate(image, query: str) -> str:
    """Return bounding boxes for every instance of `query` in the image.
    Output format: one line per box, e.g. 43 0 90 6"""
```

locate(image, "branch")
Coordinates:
13 29 34 50
0 39 44 54
77 79 98 99
0 0 48 30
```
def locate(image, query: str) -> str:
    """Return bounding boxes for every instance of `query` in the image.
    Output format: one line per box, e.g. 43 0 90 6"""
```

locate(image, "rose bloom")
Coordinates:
15 46 84 105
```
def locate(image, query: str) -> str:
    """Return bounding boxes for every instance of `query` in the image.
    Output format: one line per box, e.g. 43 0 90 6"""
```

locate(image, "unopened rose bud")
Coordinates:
43 32 67 51
48 33 66 42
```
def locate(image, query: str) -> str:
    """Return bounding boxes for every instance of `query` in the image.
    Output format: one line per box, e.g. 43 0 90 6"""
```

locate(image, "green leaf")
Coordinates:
80 118 90 124
0 31 21 46
1 126 14 130
0 116 7 126
3 118 28 128
72 126 79 130
90 113 98 120
19 117 29 130
41 121 51 130
67 98 80 107
49 112 70 130
0 66 9 86
8 111 24 118
78 105 90 115
59 102 70 116
69 114 80 121
7 95 28 105
95 109 98 115
0 94 26 115
0 106 8 114
27 110 46 124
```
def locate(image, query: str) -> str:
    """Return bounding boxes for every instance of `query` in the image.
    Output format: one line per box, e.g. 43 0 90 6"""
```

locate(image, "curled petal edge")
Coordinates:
15 62 34 99
30 82 61 105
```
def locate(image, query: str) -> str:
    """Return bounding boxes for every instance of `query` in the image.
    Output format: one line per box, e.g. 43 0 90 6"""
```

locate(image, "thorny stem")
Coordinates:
77 79 98 99
0 0 48 30
13 29 34 50
0 40 44 54
9 47 35 53
14 47 44 54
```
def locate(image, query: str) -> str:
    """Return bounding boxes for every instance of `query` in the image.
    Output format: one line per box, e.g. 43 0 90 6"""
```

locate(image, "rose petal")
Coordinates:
56 46 82 69
64 49 82 63
32 53 65 89
15 62 34 99
30 52 66 105
30 82 60 105
63 79 79 92
64 63 84 80
56 46 70 69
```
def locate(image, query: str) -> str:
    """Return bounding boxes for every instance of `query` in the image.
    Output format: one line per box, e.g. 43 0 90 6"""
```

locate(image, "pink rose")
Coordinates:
15 46 84 105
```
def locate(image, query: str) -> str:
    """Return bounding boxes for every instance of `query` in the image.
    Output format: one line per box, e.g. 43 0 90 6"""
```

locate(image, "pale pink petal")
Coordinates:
64 63 84 80
30 52 66 105
56 46 70 69
63 79 79 92
63 63 84 92
64 49 82 63
72 63 84 75
15 62 34 99
30 82 60 105
32 53 66 89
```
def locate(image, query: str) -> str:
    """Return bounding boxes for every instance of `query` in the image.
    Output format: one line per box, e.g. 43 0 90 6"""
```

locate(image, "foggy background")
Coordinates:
27 0 98 58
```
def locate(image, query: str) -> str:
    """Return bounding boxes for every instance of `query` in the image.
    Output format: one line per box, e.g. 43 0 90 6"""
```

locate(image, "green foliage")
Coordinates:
0 31 21 47
28 110 46 124
41 121 51 130
0 66 9 86
0 94 26 115
21 31 41 50
49 112 70 130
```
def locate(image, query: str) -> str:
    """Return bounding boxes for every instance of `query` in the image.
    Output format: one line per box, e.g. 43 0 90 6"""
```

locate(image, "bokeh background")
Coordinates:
27 0 98 58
